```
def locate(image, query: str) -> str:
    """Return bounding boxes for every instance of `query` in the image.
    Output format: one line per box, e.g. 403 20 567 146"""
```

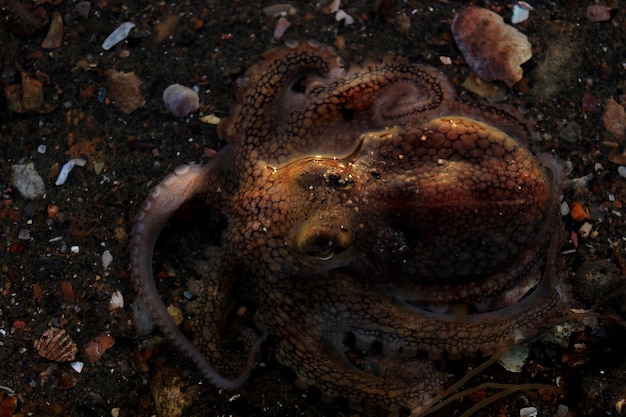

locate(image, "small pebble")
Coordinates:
11 162 46 199
336 9 354 25
273 17 291 39
42 12 63 49
520 406 537 417
618 166 626 178
163 84 199 117
37 144 46 154
109 290 124 310
102 250 114 270
70 361 84 373
511 4 530 24
586 5 611 22
102 22 136 50
581 92 599 113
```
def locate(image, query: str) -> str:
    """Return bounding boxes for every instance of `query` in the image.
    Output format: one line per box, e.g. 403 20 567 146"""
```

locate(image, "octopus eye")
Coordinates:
297 225 352 259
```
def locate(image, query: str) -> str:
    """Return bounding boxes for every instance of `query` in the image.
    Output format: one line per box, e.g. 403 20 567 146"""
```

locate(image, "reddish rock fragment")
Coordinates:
586 5 611 22
452 6 532 87
84 334 115 363
104 69 145 114
603 98 626 140
581 92 599 113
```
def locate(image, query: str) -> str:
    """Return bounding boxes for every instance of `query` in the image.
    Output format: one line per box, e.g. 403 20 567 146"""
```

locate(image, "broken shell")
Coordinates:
451 6 532 87
41 12 63 49
34 328 78 362
102 21 136 50
163 84 199 117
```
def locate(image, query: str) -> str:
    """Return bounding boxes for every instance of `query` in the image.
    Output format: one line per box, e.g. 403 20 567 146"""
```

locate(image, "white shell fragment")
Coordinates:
273 17 292 39
55 158 87 185
520 407 538 417
70 361 84 373
511 4 530 24
11 162 46 199
336 9 354 25
163 84 200 117
102 249 113 270
109 290 124 310
102 22 136 50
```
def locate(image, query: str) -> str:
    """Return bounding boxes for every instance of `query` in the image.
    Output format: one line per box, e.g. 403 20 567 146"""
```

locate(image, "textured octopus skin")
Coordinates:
130 40 567 415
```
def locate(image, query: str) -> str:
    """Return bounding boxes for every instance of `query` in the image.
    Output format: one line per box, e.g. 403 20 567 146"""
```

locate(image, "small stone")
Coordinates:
586 5 611 22
570 202 589 222
104 69 145 114
11 162 46 200
102 250 114 270
520 406 537 417
109 289 123 310
41 12 63 49
602 98 626 140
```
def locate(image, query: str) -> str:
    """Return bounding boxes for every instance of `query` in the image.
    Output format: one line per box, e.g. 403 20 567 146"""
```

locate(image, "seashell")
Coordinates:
34 328 78 362
163 84 199 117
452 6 532 87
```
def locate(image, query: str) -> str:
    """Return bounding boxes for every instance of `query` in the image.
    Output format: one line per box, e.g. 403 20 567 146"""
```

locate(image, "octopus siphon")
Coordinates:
130 40 567 416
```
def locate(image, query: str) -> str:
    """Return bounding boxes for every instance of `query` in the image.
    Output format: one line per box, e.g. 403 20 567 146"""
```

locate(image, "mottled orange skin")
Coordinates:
130 40 566 415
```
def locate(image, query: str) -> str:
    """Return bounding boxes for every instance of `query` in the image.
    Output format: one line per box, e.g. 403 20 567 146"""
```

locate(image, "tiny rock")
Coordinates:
105 69 145 114
452 6 532 87
586 5 611 22
41 11 63 49
602 98 626 140
163 84 199 117
11 162 46 199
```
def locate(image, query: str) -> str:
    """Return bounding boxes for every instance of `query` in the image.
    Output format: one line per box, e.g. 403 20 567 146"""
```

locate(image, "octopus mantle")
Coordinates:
130 40 566 415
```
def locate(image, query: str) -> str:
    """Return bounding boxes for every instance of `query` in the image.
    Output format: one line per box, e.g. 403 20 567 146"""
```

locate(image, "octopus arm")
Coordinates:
269 306 443 415
130 162 257 389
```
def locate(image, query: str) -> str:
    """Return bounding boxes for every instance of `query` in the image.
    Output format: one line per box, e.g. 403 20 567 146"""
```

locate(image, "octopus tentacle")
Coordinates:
130 162 258 389
258 287 443 415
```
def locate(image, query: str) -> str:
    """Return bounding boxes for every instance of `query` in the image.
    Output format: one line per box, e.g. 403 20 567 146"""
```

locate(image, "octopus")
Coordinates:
130 40 567 416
